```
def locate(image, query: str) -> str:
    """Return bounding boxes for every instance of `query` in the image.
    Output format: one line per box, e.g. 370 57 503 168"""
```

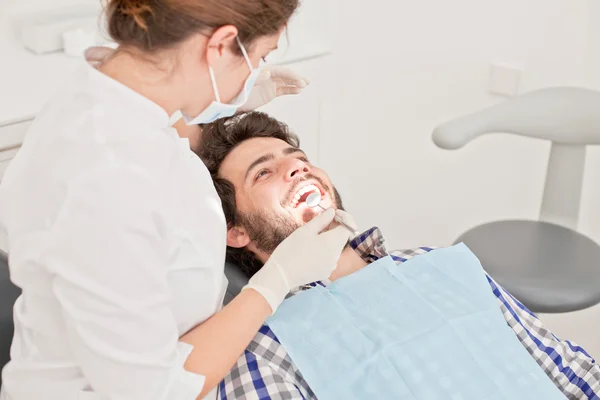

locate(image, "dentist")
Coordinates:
0 1 350 399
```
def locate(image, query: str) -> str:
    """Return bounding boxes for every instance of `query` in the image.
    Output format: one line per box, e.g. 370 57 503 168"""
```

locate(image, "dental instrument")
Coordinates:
306 192 359 236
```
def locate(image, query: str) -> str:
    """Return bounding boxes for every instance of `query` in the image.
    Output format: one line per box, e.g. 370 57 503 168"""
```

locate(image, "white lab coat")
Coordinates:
0 60 227 400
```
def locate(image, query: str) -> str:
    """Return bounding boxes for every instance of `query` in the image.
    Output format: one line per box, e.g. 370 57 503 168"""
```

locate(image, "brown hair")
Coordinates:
105 0 299 53
197 112 300 276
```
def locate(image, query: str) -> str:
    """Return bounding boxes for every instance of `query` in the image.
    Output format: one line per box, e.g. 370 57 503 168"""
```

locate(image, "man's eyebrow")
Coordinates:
283 147 306 157
245 153 275 180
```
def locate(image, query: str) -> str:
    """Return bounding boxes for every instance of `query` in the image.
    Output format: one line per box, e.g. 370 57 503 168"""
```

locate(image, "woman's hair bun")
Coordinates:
107 0 153 31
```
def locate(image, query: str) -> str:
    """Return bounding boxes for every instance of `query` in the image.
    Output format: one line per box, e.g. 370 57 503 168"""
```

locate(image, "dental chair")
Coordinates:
223 261 250 305
432 87 600 314
0 251 20 387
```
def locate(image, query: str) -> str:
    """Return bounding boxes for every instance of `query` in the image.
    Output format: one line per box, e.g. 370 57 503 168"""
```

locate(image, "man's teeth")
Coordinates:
291 184 320 208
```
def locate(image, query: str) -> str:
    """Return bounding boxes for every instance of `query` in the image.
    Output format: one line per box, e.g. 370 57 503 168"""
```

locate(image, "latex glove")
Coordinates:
239 66 310 112
84 46 115 67
244 208 352 313
335 210 359 237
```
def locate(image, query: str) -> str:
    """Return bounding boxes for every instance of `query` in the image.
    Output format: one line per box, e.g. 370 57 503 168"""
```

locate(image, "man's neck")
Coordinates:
255 244 368 282
328 247 368 282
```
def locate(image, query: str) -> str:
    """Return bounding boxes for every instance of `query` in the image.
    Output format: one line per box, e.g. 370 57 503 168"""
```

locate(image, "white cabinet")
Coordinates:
0 120 30 181
0 121 28 252
0 149 20 180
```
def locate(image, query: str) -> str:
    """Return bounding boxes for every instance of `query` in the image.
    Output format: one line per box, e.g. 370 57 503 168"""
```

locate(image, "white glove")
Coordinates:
84 46 115 67
334 209 359 237
239 66 310 112
244 208 352 313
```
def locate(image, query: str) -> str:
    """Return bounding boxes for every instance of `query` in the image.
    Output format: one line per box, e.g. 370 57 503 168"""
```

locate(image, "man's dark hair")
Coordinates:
197 112 300 276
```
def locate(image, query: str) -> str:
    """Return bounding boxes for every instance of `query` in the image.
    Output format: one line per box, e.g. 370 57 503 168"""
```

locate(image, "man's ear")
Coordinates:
227 226 251 248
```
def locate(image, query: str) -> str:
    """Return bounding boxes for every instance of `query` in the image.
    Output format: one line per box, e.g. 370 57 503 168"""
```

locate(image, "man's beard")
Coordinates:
236 186 345 255
237 210 300 255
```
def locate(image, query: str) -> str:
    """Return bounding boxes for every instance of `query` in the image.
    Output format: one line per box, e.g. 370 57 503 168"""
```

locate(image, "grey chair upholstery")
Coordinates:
223 261 250 305
1 252 20 387
433 87 600 314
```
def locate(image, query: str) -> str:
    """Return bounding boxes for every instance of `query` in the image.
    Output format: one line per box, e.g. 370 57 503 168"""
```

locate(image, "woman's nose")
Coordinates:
284 159 310 181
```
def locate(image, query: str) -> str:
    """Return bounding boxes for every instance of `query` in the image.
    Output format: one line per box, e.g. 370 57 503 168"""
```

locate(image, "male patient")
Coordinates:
197 112 599 400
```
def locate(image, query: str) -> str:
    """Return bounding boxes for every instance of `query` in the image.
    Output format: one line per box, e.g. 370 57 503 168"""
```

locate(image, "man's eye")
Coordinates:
299 157 309 163
255 169 270 181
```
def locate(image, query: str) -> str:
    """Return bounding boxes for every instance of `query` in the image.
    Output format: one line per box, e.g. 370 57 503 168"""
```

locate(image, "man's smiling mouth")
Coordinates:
290 184 323 208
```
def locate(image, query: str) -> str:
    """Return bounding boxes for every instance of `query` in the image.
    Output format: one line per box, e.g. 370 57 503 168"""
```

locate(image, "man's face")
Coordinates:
219 137 341 258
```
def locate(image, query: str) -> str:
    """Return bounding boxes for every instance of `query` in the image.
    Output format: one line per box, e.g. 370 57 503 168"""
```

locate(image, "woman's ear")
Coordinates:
227 226 251 248
206 25 238 67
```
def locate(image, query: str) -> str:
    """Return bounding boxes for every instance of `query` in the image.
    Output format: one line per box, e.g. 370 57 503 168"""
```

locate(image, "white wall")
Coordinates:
320 0 593 249
580 0 600 243
536 0 600 360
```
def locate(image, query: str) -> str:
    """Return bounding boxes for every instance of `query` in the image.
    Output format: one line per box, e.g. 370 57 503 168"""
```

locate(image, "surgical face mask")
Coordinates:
183 37 261 125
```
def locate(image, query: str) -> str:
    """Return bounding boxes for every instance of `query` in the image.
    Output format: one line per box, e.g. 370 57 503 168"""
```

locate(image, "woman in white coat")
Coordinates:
0 1 350 399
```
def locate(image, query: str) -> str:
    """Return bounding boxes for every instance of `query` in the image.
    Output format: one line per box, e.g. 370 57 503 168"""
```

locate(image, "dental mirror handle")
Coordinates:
305 192 359 236
315 204 359 237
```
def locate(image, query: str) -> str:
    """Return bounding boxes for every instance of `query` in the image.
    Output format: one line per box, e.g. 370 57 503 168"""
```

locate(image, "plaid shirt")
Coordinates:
220 227 600 400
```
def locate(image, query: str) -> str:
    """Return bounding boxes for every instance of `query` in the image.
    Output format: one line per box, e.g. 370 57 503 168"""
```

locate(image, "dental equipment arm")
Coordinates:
432 87 600 149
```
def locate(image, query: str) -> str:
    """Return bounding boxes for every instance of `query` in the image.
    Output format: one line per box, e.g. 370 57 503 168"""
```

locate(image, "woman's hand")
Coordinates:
240 66 310 112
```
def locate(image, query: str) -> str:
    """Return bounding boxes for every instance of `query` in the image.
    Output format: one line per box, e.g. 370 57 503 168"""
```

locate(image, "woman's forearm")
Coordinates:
181 288 272 399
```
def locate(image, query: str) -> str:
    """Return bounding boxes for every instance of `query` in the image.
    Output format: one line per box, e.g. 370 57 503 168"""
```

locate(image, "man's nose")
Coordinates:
284 159 310 181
